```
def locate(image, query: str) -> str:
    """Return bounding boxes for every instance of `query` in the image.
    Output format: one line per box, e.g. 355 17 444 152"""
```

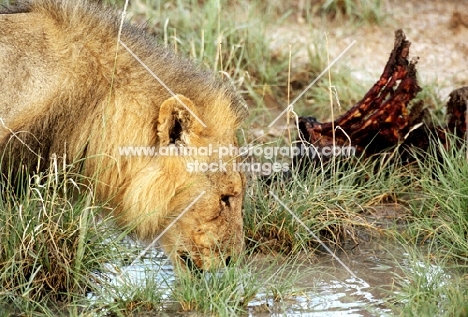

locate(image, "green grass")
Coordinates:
171 254 307 316
90 265 167 315
0 160 128 315
379 138 468 315
388 244 468 316
2 0 468 316
405 136 468 259
320 0 386 24
123 0 375 127
244 151 408 253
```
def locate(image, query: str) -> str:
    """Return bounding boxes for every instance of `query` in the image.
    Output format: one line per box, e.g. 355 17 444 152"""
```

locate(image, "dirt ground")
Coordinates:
269 0 468 103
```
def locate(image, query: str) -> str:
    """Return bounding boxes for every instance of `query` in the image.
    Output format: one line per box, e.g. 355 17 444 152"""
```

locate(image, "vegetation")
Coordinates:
0 161 128 315
1 0 467 316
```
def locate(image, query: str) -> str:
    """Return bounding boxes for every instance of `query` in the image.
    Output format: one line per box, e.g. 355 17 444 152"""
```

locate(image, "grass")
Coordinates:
244 152 408 253
172 253 308 316
388 244 468 316
89 260 167 315
405 136 468 259
1 0 468 316
0 159 128 315
375 137 468 315
320 0 386 24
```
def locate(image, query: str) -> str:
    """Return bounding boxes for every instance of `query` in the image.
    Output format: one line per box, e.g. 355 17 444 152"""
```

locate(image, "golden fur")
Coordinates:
0 0 247 271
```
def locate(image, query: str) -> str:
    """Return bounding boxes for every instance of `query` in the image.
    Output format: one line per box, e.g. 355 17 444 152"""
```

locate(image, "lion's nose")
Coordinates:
220 194 231 208
180 253 204 274
225 256 232 266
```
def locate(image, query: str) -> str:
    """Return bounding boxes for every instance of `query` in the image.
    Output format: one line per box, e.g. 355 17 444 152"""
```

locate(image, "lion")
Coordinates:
0 0 248 272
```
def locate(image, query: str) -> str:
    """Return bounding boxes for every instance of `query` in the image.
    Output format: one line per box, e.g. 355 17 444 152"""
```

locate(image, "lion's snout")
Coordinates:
179 253 204 274
179 252 233 273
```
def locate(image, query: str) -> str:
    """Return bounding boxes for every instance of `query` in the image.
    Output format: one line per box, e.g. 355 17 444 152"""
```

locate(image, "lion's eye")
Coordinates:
220 195 230 208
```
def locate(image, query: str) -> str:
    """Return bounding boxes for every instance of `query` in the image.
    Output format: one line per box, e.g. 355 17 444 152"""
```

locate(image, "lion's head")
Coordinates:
0 0 248 273
105 95 246 271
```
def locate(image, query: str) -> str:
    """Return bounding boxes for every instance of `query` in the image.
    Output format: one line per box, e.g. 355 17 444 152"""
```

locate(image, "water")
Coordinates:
246 242 399 316
89 240 446 316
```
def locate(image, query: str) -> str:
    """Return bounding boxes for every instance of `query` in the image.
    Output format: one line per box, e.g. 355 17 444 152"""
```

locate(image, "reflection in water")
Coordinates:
89 241 446 316
247 251 394 316
88 249 175 303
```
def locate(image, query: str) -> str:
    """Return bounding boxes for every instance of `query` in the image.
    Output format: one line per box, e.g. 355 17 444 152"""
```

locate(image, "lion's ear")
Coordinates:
156 94 204 147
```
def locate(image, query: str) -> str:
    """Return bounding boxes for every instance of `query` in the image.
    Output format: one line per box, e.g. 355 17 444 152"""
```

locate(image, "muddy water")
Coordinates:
247 242 400 316
90 240 441 316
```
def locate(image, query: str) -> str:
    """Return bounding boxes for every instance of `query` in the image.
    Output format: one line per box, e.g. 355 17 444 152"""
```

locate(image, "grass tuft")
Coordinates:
406 135 468 259
0 159 125 314
172 253 308 316
244 153 409 254
320 0 386 24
